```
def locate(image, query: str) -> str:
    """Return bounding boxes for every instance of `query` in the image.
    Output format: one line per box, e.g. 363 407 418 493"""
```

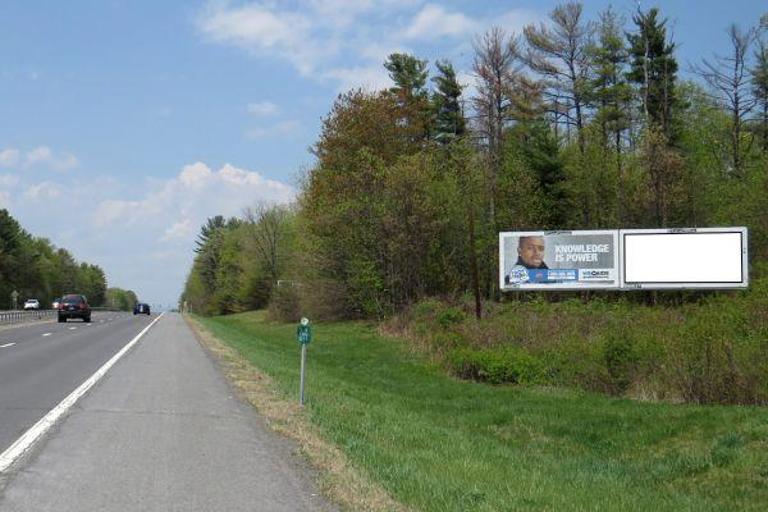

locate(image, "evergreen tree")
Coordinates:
590 6 632 221
431 60 466 143
384 53 429 101
524 2 594 152
384 53 431 141
627 7 680 142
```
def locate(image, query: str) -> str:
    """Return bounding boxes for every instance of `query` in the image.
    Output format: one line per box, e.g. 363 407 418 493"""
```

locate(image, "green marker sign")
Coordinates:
297 317 311 405
297 317 312 345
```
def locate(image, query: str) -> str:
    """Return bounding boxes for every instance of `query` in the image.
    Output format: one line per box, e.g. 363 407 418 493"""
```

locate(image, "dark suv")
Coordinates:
58 294 91 323
133 303 150 315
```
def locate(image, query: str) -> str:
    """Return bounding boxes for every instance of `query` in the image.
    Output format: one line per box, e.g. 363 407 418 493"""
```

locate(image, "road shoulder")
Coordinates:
184 315 407 512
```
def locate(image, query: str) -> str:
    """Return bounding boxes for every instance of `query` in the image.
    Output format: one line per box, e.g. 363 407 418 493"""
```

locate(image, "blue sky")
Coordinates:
0 1 765 308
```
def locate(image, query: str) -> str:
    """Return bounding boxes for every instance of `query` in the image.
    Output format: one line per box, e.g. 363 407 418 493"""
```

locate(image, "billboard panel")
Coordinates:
621 228 748 289
499 230 620 291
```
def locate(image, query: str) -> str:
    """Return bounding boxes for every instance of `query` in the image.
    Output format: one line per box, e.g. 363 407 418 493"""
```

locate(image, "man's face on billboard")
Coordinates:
518 236 545 267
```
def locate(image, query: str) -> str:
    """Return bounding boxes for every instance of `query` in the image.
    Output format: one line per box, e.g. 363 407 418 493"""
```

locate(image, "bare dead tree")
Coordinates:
524 2 594 153
471 26 525 299
694 24 758 177
752 38 768 154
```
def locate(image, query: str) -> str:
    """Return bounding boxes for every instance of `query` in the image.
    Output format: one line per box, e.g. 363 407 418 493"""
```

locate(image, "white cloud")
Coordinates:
161 218 195 242
179 161 213 187
24 146 79 172
0 148 20 168
196 2 545 94
247 101 279 116
246 120 301 139
24 182 62 201
0 146 79 171
0 174 19 187
91 199 142 228
403 4 478 40
197 2 333 76
324 65 392 93
494 8 541 36
26 146 52 165
456 70 479 101
91 161 294 233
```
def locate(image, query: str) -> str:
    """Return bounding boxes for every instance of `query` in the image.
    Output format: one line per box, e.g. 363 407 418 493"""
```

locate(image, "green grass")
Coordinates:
197 311 768 512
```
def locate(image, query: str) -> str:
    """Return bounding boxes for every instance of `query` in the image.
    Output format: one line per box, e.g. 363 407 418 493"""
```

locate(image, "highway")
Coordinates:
0 313 334 511
0 312 151 455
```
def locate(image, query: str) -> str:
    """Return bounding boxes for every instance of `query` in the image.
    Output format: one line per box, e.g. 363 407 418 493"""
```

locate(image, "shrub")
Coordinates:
601 332 639 395
297 278 348 321
397 278 768 404
267 284 301 323
436 307 465 329
447 346 544 385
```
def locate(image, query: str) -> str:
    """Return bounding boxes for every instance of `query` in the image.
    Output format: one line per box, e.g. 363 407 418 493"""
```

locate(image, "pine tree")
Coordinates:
431 60 466 144
590 6 632 221
384 53 431 140
524 2 594 152
627 7 680 142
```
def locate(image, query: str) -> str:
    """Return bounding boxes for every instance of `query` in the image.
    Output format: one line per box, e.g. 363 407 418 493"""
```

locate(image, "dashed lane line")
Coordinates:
0 343 15 348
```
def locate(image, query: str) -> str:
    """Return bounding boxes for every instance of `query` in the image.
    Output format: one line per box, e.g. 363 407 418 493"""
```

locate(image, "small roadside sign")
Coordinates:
297 317 311 405
297 317 312 345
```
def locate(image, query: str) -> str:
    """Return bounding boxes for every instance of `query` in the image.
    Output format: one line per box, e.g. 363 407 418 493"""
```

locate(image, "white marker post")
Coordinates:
296 317 312 406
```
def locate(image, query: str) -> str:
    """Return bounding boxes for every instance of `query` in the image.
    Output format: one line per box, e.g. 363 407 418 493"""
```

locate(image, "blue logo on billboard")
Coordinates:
507 265 529 284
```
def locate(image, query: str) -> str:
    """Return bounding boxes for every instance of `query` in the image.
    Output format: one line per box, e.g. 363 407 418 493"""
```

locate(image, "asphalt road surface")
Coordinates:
0 313 335 511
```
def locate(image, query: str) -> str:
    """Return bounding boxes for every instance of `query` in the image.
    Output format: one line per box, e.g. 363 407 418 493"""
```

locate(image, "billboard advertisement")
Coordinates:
621 227 748 289
499 230 620 290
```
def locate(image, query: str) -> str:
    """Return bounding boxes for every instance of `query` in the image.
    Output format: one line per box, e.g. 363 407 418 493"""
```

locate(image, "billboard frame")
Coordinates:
499 227 750 292
619 227 749 290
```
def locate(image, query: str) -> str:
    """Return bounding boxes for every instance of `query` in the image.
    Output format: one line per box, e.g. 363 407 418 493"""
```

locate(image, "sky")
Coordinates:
0 1 765 308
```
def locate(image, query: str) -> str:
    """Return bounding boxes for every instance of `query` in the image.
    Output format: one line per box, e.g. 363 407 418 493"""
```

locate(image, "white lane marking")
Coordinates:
42 333 52 337
0 343 15 348
0 312 166 473
68 327 77 330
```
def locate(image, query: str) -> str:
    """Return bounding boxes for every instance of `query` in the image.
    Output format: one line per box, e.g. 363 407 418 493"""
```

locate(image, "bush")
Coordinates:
297 278 348 321
437 307 465 329
447 346 544 385
396 278 768 404
267 284 301 323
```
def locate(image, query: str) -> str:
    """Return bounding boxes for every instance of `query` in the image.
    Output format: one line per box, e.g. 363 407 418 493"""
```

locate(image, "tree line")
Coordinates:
0 208 134 309
183 3 768 319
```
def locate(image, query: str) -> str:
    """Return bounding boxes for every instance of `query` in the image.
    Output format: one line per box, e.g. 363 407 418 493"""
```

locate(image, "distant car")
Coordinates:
58 294 91 323
23 299 40 310
133 303 151 315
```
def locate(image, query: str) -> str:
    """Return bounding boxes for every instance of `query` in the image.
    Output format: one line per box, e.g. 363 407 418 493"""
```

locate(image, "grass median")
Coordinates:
195 311 768 512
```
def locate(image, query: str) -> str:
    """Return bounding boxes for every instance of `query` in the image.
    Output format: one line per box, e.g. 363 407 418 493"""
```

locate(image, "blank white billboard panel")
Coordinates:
622 229 747 289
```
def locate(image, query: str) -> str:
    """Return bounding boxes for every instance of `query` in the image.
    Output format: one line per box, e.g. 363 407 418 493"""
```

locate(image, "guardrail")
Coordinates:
0 310 57 326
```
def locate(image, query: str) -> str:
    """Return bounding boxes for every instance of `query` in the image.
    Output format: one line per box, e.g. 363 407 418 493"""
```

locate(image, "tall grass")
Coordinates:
198 312 768 511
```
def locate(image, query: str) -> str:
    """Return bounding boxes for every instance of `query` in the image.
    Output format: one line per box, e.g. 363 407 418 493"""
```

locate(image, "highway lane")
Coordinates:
0 313 335 511
0 312 155 454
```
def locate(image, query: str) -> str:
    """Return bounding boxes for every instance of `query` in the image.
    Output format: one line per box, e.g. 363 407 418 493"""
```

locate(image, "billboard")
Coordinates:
621 227 748 289
499 230 620 290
